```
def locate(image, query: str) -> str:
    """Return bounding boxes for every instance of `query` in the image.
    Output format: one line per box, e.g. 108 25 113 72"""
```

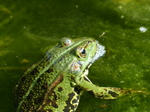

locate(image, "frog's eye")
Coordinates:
76 47 86 58
61 37 72 46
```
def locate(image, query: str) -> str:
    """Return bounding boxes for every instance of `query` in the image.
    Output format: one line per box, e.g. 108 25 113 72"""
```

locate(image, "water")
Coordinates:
0 0 150 112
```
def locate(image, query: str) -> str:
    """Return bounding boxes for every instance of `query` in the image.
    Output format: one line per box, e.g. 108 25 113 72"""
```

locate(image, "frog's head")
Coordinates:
60 37 106 77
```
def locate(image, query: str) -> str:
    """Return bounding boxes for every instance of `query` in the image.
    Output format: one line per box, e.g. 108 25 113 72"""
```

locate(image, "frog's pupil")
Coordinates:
81 49 86 54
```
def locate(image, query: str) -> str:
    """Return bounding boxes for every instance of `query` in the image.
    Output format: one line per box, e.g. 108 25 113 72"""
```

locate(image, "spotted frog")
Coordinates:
15 37 130 112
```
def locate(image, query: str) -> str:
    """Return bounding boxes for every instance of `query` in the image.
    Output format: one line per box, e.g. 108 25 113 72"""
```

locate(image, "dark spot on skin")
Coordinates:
74 87 81 94
52 102 58 108
41 83 48 89
108 91 119 97
69 92 75 99
47 109 53 112
53 58 64 65
45 97 58 108
59 58 63 62
26 91 34 101
46 68 53 73
63 92 77 112
37 78 41 83
72 99 78 103
45 98 51 104
104 89 107 91
51 99 58 108
47 91 58 108
76 96 80 100
21 76 26 82
58 87 63 92
30 68 38 75
63 108 70 112
22 102 29 110
47 91 51 97
27 93 33 100
18 89 26 97
74 104 78 109
45 53 52 61
34 97 43 104
88 90 105 98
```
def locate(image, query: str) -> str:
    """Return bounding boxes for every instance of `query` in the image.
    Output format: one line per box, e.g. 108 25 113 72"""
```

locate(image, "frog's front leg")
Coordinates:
75 76 131 99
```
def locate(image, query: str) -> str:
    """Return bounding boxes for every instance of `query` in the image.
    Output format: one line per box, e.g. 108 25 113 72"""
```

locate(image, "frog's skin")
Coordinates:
15 37 130 112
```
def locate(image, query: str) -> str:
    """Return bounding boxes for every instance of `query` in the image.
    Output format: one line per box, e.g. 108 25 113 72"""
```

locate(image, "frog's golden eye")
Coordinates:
76 47 86 58
61 37 72 46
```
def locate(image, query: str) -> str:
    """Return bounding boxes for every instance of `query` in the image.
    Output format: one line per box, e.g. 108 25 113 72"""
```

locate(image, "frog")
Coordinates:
14 37 131 112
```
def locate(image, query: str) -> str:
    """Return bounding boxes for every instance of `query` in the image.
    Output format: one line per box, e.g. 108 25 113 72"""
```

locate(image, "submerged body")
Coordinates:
15 37 129 112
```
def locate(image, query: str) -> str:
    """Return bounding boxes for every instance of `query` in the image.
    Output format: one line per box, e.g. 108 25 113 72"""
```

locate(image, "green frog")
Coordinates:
15 37 130 112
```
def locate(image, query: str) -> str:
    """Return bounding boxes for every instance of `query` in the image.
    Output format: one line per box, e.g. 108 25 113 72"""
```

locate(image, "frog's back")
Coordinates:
15 67 81 112
15 51 81 112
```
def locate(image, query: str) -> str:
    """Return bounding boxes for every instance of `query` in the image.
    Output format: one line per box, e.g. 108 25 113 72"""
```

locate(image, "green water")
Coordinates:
0 0 150 112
